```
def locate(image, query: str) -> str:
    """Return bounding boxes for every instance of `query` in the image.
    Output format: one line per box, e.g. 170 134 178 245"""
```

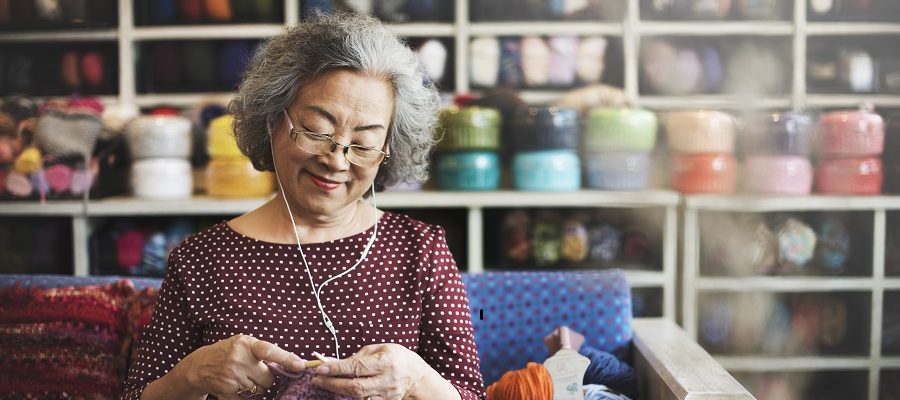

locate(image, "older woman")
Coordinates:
121 13 486 400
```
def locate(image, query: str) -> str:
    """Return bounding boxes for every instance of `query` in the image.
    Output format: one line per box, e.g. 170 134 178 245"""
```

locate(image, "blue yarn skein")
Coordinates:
584 384 633 400
579 345 638 399
139 231 168 276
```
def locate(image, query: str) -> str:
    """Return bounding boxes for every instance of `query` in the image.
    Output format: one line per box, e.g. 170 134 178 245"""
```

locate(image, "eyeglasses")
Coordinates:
282 109 389 168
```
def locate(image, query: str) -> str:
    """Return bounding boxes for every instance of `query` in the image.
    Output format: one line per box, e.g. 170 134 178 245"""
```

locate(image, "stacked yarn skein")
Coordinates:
435 106 501 191
666 110 738 194
125 114 193 199
742 111 815 195
511 106 581 191
816 107 884 195
583 107 657 190
205 115 274 197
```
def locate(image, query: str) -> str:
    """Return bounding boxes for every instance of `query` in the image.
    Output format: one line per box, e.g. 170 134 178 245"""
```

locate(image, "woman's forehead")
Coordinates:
292 70 394 124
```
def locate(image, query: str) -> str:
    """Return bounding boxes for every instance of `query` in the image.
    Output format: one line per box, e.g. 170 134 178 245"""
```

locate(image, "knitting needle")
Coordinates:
304 351 331 368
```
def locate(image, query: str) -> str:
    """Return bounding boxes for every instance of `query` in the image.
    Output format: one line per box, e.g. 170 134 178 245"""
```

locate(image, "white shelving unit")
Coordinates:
2 0 900 370
681 194 900 400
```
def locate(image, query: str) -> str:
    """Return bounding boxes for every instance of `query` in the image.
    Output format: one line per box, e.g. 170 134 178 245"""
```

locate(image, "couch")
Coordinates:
0 270 754 400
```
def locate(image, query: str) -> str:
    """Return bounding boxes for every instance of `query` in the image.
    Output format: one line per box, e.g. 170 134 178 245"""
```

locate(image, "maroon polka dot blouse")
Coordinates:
121 211 487 400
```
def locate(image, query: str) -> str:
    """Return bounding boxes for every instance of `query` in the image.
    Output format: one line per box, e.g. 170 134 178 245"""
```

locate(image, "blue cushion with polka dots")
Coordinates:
460 270 633 386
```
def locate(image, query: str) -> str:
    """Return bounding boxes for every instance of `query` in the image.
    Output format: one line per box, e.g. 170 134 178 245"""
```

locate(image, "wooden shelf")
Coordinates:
468 21 622 36
624 270 668 288
716 356 873 371
377 190 680 208
135 93 234 107
386 23 455 37
883 279 900 290
76 190 682 217
807 22 900 35
696 276 875 292
806 94 900 108
684 194 900 212
87 196 269 216
0 201 84 216
638 95 792 109
132 24 284 40
0 29 118 42
639 21 793 36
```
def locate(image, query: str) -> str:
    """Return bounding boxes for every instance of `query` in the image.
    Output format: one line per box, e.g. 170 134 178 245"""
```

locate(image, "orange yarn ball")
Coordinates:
486 362 554 400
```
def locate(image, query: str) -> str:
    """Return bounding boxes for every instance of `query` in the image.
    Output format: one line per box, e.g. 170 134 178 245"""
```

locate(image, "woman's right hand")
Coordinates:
166 334 308 399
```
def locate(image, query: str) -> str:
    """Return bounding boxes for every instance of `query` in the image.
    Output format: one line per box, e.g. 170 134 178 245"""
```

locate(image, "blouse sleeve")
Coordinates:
417 227 487 400
120 244 202 399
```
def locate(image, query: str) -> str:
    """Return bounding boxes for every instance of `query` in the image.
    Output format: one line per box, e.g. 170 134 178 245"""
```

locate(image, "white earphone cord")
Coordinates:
269 125 379 360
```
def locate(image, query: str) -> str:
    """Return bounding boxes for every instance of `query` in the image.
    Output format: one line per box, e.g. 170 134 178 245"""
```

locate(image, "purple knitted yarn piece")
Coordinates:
265 362 354 400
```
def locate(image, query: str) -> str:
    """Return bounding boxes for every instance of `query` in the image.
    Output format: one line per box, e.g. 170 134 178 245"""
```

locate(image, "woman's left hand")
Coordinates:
310 343 429 399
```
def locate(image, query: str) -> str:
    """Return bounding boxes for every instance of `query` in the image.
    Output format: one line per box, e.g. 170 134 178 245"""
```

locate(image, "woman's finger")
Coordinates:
315 352 386 378
311 375 382 398
243 336 306 372
246 359 278 393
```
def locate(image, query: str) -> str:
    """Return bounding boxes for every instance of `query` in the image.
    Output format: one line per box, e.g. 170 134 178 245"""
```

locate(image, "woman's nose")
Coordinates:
319 146 351 170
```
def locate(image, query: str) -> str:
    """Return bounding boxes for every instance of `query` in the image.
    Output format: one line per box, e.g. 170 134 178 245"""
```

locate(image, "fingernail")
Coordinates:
311 377 322 385
316 366 329 374
293 360 305 370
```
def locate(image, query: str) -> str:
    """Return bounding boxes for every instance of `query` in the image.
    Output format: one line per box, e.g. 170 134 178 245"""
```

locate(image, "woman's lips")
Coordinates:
308 172 341 191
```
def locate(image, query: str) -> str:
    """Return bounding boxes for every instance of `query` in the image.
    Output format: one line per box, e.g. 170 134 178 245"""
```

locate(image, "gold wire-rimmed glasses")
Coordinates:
282 109 389 168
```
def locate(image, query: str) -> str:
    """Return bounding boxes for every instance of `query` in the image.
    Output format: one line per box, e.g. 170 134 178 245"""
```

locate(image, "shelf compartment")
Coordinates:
88 215 228 278
631 286 662 318
698 210 873 278
883 291 900 355
882 369 900 400
733 370 868 400
638 36 791 98
0 217 73 275
883 211 900 277
697 291 871 357
468 35 624 92
0 42 119 96
481 207 667 272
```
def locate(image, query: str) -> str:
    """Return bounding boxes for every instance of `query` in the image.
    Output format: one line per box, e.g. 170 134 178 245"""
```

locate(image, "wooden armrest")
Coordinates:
631 318 755 400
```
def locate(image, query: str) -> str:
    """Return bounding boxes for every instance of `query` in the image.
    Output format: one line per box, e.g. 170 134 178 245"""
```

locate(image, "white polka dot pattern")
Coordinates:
120 212 487 400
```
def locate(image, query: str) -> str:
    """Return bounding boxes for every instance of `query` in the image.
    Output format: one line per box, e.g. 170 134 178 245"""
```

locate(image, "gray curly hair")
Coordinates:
229 12 440 189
